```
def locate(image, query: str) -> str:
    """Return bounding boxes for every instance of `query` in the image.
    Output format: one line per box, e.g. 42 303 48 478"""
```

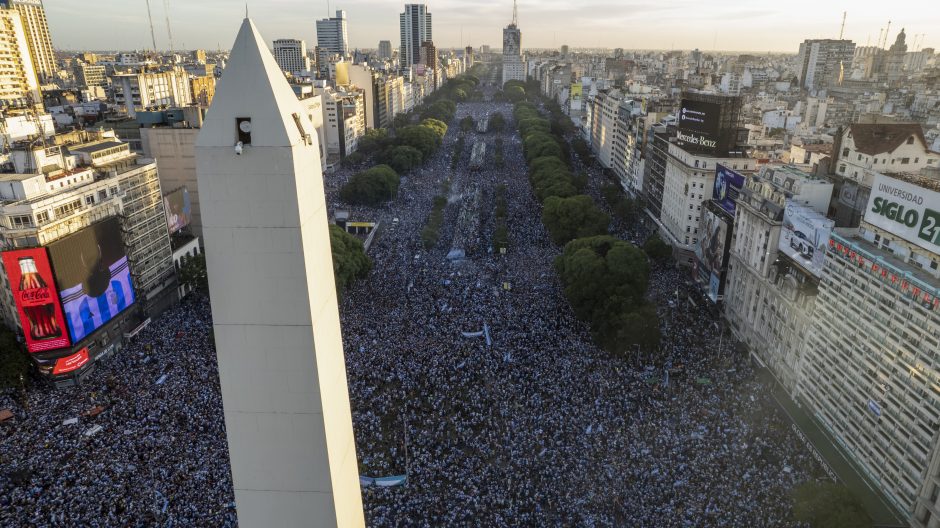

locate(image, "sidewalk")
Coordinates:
756 368 907 528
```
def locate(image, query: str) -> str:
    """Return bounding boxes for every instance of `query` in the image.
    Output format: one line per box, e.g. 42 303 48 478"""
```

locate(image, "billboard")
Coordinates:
713 164 745 215
779 202 834 277
52 348 90 375
695 207 732 302
570 83 582 103
47 217 136 343
677 99 721 153
1 248 70 353
164 186 192 234
864 173 940 255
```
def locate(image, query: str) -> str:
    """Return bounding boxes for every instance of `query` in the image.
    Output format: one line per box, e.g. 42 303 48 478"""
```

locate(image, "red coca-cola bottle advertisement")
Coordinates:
2 248 71 352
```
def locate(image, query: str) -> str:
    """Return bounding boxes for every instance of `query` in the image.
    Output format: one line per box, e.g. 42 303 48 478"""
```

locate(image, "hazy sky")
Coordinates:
47 0 938 53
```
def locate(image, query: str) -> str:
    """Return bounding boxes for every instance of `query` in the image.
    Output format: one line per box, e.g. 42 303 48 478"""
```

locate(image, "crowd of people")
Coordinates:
0 98 831 527
0 298 237 527
336 101 830 526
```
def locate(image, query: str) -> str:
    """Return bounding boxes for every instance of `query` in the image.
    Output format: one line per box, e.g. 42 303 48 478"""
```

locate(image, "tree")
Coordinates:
357 128 389 155
0 327 29 389
178 252 209 294
488 112 506 133
643 235 672 262
340 164 400 206
505 85 526 102
554 236 656 354
420 118 448 139
459 116 475 132
383 145 423 174
421 99 456 123
792 481 872 528
542 195 610 245
341 151 365 168
397 125 442 160
329 225 372 298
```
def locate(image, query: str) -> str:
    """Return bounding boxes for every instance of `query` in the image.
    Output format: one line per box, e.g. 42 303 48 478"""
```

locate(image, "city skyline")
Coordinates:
47 1 938 53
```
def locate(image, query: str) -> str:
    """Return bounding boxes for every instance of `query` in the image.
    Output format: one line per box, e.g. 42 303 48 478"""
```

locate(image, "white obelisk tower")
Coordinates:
195 18 364 527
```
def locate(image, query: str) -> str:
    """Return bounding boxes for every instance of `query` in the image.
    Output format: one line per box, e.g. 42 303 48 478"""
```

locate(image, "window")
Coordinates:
110 187 118 196
36 211 49 224
843 148 850 157
901 158 910 164
98 190 108 201
915 158 919 163
839 164 846 173
85 195 95 205
10 215 32 228
858 154 862 161
907 136 915 144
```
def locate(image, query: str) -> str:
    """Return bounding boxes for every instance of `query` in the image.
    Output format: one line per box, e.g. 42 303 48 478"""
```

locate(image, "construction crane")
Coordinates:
144 0 157 51
883 20 892 48
839 11 847 40
163 0 175 53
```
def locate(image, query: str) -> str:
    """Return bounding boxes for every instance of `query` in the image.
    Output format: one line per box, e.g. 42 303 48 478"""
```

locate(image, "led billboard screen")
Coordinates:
52 348 90 375
713 164 745 215
864 173 940 255
695 208 732 302
779 202 834 278
47 217 136 343
677 99 721 153
1 248 71 353
164 186 192 234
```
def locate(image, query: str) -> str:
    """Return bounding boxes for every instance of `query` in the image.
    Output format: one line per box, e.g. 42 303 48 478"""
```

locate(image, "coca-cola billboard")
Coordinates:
1 248 71 353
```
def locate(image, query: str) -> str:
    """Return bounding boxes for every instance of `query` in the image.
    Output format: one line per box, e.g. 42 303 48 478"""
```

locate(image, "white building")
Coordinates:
0 5 41 110
194 17 364 527
399 4 431 69
501 3 525 84
111 69 192 118
834 123 940 186
7 0 55 83
273 38 310 76
316 10 348 78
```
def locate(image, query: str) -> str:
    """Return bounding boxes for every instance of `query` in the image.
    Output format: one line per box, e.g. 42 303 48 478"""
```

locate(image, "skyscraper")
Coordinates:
377 40 392 60
399 4 432 68
195 17 365 527
2 0 55 83
273 38 310 75
0 4 41 110
316 10 348 78
502 1 525 83
797 38 855 90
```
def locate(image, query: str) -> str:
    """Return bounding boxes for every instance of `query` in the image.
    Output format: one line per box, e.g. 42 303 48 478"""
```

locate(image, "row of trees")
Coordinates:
329 225 373 299
514 100 661 355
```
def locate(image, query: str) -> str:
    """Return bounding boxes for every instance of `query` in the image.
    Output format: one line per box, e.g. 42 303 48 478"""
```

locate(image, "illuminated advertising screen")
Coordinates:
677 99 721 153
695 206 733 303
713 165 745 215
779 202 834 278
570 83 582 103
864 173 940 255
1 248 70 353
47 217 136 343
164 186 192 234
52 348 90 375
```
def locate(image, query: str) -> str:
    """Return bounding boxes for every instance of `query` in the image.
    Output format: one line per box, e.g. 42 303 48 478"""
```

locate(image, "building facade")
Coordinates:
399 4 432 69
111 69 192 118
797 39 855 90
5 0 55 82
273 38 311 75
316 10 349 78
0 5 40 110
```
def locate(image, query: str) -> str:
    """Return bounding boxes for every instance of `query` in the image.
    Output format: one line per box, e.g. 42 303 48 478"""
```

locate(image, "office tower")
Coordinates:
316 10 348 77
195 17 365 527
3 0 55 82
273 38 310 75
0 4 40 110
797 38 855 90
502 0 525 83
378 40 392 60
399 4 432 68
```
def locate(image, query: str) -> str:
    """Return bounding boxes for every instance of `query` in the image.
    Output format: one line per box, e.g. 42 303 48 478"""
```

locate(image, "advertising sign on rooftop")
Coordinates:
677 99 721 153
713 164 745 215
1 248 71 353
779 202 834 278
864 173 940 255
47 218 136 343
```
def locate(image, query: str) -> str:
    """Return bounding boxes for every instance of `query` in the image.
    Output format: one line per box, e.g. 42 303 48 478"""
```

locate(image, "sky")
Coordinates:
47 0 938 53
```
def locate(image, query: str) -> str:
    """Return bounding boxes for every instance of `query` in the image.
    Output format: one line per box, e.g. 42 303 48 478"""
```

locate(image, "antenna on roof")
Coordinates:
839 11 846 40
163 0 175 52
144 0 158 51
512 0 517 26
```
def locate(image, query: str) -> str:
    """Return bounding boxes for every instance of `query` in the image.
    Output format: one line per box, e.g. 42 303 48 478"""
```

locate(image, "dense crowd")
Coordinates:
0 99 829 527
0 298 236 527
337 101 830 527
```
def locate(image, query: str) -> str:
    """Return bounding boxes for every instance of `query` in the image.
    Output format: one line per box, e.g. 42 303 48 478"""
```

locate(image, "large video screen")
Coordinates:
164 186 192 234
713 164 745 215
695 208 731 302
1 248 71 353
47 217 136 343
779 202 834 278
677 99 721 153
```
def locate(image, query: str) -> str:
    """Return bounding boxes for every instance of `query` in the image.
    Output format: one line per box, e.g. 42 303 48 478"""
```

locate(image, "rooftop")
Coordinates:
880 171 940 193
69 140 125 155
847 123 927 156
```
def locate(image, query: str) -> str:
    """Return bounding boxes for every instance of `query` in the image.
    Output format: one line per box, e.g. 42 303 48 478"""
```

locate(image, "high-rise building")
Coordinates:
273 38 310 75
399 4 432 68
316 10 348 78
0 5 40 111
797 172 940 524
190 49 207 63
72 61 106 88
3 0 55 83
377 40 392 60
501 1 525 83
797 39 855 90
195 17 364 526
